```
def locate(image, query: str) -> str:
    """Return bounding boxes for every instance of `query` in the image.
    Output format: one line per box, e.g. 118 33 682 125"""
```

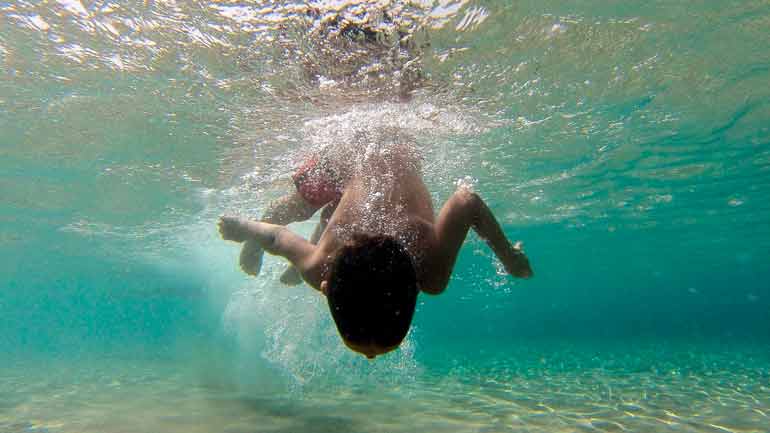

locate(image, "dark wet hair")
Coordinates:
325 234 419 349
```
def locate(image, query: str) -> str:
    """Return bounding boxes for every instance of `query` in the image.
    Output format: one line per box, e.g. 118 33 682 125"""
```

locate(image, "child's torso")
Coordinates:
314 138 435 278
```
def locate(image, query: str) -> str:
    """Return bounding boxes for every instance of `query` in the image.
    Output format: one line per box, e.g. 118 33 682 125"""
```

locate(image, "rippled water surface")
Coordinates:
2 1 769 432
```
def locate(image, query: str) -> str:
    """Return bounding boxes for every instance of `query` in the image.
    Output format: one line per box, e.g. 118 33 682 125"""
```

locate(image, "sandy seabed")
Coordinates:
2 342 768 433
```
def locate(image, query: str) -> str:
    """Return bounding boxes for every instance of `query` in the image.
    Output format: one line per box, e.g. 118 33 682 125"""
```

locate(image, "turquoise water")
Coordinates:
2 1 770 432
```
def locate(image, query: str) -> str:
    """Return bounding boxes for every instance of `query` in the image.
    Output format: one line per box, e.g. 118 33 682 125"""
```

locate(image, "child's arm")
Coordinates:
422 189 532 294
219 216 317 277
233 191 321 277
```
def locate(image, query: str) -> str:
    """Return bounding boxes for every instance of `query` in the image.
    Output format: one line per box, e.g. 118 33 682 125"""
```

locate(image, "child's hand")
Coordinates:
217 216 265 277
218 216 250 242
503 240 533 278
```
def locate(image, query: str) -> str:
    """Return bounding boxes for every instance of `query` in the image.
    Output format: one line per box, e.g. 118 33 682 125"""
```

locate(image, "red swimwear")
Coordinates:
292 156 343 207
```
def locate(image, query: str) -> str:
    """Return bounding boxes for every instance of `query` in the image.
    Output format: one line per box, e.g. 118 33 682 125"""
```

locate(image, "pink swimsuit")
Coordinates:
292 156 343 207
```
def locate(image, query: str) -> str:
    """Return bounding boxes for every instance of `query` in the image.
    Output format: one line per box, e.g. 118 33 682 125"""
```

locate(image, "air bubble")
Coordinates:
455 175 478 192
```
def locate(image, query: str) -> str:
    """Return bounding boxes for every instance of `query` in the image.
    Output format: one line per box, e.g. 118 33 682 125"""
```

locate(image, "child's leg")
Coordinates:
261 190 319 224
239 191 320 276
279 202 336 285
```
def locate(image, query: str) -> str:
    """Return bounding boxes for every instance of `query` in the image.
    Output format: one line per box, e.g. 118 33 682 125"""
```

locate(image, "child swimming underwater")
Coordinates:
219 129 533 359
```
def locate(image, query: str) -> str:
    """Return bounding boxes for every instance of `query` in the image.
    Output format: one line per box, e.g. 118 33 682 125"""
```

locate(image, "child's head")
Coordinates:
322 234 419 359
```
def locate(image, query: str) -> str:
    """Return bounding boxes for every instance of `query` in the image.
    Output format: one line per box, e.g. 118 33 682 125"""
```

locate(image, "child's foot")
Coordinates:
240 239 263 277
218 216 251 242
279 266 303 286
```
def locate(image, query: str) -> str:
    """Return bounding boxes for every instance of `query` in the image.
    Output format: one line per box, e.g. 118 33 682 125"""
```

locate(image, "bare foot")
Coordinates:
279 266 303 286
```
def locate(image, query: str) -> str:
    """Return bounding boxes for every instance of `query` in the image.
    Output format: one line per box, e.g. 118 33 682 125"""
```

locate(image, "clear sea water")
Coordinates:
2 1 769 432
